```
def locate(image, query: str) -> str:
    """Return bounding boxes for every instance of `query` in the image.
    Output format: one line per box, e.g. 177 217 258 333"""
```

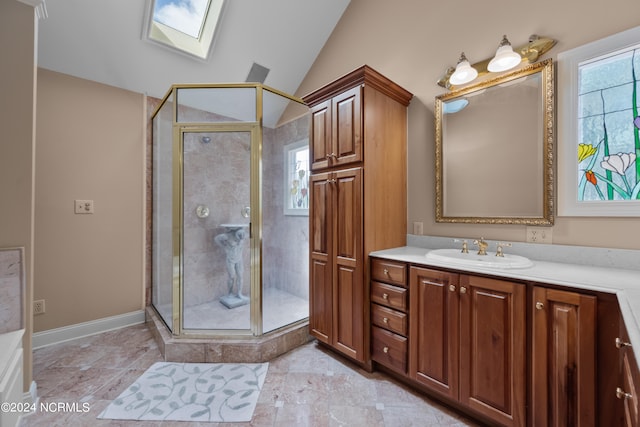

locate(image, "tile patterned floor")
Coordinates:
19 323 479 426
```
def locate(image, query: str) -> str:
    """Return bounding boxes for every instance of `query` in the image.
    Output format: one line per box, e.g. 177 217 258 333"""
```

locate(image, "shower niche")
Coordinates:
149 84 311 362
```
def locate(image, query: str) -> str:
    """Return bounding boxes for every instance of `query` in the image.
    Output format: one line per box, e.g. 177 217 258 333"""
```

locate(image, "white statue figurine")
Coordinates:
214 228 248 308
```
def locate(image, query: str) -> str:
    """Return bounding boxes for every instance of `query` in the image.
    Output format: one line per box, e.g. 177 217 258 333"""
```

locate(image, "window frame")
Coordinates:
558 25 640 216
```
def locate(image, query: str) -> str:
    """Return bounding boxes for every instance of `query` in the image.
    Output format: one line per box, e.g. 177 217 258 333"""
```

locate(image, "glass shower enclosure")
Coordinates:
151 84 310 337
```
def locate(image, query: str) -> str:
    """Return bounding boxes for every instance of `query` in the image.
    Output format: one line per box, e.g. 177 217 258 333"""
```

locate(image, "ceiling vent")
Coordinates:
246 63 270 84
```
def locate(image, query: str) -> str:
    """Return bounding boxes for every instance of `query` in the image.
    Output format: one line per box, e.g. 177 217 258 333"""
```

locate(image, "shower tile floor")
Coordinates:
155 287 309 332
21 323 480 426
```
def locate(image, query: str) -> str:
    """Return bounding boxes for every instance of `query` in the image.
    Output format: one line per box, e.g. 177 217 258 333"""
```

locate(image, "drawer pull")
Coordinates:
460 286 467 294
382 293 389 300
383 268 389 276
383 346 389 354
616 337 632 349
383 317 389 324
535 302 544 310
449 285 456 292
616 387 633 400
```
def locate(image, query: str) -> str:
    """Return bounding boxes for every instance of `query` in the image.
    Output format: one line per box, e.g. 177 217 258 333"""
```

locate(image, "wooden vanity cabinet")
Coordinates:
370 259 408 374
409 267 526 427
531 287 597 426
305 66 412 366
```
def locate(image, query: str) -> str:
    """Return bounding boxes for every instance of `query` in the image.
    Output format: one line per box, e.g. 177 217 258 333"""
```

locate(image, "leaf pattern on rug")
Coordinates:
98 362 268 422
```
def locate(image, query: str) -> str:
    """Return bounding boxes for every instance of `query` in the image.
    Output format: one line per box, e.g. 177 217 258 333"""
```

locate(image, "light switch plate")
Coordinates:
413 222 424 235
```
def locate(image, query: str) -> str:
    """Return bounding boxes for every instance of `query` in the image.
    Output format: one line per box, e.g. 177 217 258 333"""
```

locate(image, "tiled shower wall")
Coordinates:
262 116 310 300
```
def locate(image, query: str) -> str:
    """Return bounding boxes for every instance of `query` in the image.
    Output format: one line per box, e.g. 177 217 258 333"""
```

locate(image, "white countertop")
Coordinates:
370 246 640 361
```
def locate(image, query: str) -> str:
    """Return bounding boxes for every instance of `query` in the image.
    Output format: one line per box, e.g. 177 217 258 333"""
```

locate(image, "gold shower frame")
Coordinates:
150 83 307 338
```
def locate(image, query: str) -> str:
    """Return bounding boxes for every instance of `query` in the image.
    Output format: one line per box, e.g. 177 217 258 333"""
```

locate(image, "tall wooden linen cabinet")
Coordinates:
302 66 413 367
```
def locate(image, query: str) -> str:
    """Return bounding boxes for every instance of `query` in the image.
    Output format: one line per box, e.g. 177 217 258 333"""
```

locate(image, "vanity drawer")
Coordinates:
372 326 407 374
371 281 407 312
371 259 406 287
372 303 407 336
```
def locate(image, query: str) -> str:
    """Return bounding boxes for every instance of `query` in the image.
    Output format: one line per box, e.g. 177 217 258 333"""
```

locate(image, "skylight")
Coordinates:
145 0 225 60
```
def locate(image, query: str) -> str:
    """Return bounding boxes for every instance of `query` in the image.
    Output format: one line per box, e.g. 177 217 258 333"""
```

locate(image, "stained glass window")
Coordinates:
577 47 640 202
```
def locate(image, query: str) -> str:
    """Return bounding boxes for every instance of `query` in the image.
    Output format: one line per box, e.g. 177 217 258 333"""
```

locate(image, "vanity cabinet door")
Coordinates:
617 320 640 427
531 287 596 427
409 266 459 400
459 274 526 427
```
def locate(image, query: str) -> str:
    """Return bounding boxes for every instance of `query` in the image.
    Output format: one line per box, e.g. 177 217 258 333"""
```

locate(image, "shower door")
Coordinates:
180 127 259 334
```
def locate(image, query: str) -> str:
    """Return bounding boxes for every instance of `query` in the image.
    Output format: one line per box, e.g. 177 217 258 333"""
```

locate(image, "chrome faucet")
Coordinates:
473 237 489 255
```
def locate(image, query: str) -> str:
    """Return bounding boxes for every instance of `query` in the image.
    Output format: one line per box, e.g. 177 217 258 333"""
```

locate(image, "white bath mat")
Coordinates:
98 362 268 422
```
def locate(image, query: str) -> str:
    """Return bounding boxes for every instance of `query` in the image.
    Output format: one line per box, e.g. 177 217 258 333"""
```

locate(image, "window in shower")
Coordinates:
284 139 309 216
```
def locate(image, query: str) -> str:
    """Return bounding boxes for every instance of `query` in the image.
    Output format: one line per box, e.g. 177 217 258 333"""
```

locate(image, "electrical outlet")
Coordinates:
74 199 94 214
413 222 424 235
526 227 553 244
34 299 46 315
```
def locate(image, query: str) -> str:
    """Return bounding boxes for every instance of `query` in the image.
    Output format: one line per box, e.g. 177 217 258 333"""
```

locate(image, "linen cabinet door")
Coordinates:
409 266 459 400
332 167 364 362
531 287 596 427
308 172 333 344
331 86 362 168
459 275 526 427
309 100 331 171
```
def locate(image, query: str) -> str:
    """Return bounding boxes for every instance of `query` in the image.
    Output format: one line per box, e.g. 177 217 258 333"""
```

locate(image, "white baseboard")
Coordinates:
32 310 146 349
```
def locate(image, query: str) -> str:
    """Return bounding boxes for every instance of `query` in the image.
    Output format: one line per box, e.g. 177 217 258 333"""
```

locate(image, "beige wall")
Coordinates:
34 69 145 331
0 0 37 393
295 0 640 250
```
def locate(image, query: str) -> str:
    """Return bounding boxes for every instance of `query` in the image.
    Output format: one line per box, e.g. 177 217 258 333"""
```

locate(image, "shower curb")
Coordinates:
145 306 313 363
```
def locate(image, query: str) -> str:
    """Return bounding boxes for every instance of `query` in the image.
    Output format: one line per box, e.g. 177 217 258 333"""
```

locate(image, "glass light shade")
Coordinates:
449 53 478 85
488 37 522 72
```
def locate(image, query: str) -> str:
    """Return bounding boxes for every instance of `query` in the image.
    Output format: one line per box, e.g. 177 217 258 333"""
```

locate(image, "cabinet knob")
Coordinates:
535 301 544 310
383 268 389 276
616 387 633 400
460 286 467 294
383 346 389 354
449 285 456 292
616 337 632 349
383 317 389 324
326 153 337 160
382 293 389 300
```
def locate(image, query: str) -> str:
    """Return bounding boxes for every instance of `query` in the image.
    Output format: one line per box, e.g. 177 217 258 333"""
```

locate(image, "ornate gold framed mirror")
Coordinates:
435 58 554 225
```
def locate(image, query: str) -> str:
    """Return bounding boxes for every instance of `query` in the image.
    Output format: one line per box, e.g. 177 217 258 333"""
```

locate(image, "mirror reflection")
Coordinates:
435 58 554 225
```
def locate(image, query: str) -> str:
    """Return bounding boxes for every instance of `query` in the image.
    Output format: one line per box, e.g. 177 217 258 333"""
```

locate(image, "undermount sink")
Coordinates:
425 248 534 269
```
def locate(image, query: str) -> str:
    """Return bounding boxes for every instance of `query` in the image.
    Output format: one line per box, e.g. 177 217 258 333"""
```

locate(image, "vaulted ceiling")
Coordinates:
37 0 351 99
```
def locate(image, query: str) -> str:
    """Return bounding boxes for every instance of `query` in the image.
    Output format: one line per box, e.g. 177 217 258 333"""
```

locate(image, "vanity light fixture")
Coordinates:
449 52 478 86
487 35 521 72
437 34 556 89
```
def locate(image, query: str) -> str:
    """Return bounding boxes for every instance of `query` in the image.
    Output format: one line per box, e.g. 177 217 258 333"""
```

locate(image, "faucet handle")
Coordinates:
454 239 469 253
496 242 512 257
